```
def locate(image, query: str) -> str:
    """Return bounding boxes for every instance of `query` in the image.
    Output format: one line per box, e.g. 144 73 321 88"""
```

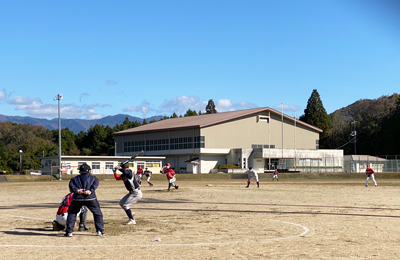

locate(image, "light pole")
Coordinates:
351 120 357 155
54 94 63 180
19 150 23 173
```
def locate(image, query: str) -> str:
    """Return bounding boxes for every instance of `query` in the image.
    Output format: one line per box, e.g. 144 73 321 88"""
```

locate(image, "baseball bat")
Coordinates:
121 150 144 165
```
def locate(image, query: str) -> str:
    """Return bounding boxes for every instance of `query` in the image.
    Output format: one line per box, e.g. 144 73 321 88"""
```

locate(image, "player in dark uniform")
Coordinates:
114 161 143 225
64 163 104 237
144 167 153 186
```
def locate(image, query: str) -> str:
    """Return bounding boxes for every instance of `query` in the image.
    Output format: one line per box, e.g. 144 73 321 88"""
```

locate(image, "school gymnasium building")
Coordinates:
113 107 343 174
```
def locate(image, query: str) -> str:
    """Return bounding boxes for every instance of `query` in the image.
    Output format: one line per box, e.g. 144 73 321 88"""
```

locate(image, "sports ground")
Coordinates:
0 174 399 260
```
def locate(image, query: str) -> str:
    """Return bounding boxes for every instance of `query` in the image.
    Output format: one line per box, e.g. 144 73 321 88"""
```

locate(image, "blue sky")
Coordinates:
0 0 398 120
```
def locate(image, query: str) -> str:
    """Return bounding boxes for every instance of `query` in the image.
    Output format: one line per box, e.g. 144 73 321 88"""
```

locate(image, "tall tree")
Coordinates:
299 89 332 149
205 99 217 114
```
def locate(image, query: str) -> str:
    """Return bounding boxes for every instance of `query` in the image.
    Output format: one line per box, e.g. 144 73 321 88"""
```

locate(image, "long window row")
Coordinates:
252 144 276 149
124 136 205 152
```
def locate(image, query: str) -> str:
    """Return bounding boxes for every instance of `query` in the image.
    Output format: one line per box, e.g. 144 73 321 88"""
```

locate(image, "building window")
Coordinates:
252 144 275 149
316 140 319 149
125 141 145 152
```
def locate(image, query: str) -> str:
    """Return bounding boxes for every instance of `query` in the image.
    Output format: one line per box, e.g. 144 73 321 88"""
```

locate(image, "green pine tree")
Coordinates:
299 89 332 149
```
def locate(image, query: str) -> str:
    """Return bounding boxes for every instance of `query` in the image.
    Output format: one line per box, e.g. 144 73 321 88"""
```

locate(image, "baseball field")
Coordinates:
0 174 399 260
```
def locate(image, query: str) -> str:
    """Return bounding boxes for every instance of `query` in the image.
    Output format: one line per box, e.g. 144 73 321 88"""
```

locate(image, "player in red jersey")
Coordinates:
365 164 377 187
160 163 179 191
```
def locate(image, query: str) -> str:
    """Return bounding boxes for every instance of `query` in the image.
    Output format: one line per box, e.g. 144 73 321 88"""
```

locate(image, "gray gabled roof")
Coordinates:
113 107 323 136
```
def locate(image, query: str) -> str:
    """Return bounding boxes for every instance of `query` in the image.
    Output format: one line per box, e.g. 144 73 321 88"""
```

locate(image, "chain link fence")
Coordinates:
275 155 399 173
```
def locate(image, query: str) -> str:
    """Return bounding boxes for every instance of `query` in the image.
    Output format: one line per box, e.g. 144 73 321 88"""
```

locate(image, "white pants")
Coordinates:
56 208 82 227
273 175 278 179
248 174 259 182
146 176 151 182
168 177 176 184
366 174 377 186
120 189 143 211
137 174 143 182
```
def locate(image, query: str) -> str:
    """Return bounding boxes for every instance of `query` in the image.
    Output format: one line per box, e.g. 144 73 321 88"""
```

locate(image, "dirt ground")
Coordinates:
0 178 399 260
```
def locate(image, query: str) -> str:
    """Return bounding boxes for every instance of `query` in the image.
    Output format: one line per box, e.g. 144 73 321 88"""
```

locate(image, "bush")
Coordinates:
214 164 241 169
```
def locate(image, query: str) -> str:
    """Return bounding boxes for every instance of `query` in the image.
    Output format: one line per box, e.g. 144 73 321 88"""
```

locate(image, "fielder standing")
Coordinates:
114 161 143 225
160 163 179 191
246 167 259 188
144 167 153 186
136 165 143 185
365 164 377 187
272 168 278 181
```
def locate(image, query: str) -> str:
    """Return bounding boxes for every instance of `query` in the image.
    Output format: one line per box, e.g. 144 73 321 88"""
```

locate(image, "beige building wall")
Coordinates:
201 112 320 150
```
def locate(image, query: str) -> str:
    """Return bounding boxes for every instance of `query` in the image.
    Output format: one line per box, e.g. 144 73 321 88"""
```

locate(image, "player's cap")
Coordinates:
367 164 370 167
79 163 91 174
166 163 170 166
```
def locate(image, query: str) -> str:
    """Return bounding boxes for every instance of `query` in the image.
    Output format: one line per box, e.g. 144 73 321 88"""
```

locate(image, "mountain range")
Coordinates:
0 114 164 134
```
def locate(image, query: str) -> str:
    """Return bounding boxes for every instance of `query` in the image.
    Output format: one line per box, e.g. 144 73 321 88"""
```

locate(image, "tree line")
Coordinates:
1 93 399 173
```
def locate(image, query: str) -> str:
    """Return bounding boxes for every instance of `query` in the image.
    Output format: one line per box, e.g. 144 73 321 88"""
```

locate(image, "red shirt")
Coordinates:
56 193 73 215
137 168 143 175
162 168 175 180
366 168 374 175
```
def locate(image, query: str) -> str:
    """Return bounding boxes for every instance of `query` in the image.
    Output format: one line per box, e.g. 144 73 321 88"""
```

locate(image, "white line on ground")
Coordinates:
0 213 309 247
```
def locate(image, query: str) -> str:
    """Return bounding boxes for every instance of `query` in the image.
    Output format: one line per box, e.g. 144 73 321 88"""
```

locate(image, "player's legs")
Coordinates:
371 174 377 186
65 201 82 235
85 200 104 233
366 176 370 186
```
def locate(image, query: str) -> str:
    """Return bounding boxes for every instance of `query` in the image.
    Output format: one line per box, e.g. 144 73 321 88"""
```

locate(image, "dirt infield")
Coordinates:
0 178 399 260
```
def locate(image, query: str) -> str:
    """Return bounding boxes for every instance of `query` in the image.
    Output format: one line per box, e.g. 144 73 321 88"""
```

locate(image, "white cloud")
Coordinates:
159 96 206 115
272 104 301 113
7 95 105 119
0 90 6 101
216 99 258 112
123 100 155 117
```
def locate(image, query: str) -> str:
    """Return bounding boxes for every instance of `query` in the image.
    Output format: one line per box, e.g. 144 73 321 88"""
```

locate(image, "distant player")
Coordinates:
114 161 143 225
144 167 153 186
160 163 179 191
52 193 90 231
272 168 278 181
365 164 377 187
136 165 143 185
246 167 259 188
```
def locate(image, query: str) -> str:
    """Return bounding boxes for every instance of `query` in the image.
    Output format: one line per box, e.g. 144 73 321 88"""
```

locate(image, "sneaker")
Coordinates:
126 219 136 225
245 186 249 188
375 185 377 187
175 185 179 189
365 185 368 187
96 231 105 236
64 232 73 237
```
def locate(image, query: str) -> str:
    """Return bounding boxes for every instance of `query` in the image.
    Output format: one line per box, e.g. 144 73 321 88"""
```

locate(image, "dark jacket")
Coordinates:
69 174 99 201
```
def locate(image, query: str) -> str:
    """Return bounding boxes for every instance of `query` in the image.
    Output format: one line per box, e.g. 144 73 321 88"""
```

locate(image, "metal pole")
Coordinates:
268 111 271 171
19 152 22 173
294 111 296 171
54 94 63 181
281 103 283 169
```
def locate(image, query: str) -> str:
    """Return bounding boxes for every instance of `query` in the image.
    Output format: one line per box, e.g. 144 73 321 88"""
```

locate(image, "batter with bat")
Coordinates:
113 151 143 225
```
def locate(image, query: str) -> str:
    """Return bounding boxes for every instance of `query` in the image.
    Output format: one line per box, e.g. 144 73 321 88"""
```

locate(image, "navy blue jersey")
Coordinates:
117 168 140 192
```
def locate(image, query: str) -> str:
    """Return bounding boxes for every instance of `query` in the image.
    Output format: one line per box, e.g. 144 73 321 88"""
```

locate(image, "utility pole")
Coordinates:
54 94 63 181
351 120 357 155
